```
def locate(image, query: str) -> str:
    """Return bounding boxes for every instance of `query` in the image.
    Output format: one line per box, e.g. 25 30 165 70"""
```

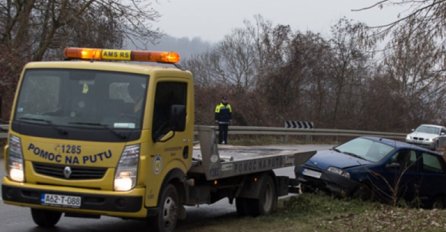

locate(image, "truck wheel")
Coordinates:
148 184 179 232
31 208 62 228
235 198 249 216
248 174 277 216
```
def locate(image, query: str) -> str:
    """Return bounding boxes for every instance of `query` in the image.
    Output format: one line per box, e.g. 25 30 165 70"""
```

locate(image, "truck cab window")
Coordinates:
152 81 187 141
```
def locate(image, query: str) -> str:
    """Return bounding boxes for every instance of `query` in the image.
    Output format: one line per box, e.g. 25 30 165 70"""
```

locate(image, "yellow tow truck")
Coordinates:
2 47 314 232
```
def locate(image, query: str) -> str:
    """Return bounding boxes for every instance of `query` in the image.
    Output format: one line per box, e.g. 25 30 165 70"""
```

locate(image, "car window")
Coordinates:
422 152 444 173
390 149 417 170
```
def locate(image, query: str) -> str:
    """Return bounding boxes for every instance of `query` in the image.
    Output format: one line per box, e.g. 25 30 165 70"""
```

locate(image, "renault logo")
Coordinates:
63 166 72 179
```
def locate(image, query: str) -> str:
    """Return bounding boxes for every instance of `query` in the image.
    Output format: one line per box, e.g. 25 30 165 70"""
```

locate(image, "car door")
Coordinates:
379 149 419 203
417 151 446 206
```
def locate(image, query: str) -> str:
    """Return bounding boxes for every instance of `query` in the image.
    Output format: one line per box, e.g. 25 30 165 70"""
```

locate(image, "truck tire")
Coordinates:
31 208 62 228
235 198 249 216
247 174 277 216
148 184 179 232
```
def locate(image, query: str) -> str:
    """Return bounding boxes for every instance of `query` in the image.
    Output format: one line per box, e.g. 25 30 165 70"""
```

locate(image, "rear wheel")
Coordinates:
235 197 249 216
247 174 277 216
148 184 179 232
31 208 62 228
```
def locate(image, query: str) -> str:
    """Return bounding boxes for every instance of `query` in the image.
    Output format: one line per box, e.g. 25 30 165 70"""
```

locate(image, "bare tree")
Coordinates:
327 18 371 129
0 0 161 119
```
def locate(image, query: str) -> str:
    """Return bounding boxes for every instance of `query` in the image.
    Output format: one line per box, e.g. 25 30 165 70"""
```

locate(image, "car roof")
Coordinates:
361 136 442 156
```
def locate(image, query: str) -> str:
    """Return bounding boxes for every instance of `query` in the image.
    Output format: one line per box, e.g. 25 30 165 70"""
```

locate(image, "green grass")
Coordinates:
177 193 446 232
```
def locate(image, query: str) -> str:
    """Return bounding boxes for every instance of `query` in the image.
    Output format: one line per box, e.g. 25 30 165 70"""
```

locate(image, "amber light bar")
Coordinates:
63 47 180 64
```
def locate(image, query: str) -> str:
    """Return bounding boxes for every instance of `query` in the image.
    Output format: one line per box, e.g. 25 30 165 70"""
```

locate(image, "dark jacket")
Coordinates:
215 103 232 124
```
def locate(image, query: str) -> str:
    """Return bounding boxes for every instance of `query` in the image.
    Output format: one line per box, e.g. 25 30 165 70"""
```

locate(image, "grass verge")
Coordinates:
177 193 446 232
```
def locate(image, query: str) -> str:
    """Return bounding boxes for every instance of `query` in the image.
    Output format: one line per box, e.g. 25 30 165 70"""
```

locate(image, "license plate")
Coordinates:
302 169 322 179
41 193 81 208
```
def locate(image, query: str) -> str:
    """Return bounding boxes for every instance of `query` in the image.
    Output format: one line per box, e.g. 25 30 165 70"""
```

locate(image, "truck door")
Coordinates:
149 80 191 177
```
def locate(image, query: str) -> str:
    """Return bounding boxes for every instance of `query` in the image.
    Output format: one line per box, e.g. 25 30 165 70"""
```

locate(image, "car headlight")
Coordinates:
114 145 140 191
406 135 411 140
327 167 350 179
425 138 432 142
7 135 25 182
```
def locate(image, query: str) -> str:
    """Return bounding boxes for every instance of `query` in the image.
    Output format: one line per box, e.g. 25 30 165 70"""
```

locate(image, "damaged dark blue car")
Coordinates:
296 136 446 208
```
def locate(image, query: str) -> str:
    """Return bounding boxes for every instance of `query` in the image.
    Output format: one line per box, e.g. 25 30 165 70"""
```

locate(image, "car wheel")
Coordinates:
31 208 62 228
432 196 445 209
353 183 375 201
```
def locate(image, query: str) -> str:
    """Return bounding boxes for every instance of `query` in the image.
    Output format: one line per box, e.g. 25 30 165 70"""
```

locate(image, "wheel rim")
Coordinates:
162 196 177 229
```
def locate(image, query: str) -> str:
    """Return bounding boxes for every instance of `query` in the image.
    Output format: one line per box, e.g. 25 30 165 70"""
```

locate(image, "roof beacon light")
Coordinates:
63 47 180 64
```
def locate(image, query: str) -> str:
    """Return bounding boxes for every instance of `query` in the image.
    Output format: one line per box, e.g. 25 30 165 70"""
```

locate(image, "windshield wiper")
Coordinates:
342 151 367 161
17 117 68 135
68 122 128 139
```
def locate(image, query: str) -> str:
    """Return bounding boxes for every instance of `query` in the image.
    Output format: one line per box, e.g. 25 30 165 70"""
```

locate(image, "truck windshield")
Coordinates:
12 69 148 142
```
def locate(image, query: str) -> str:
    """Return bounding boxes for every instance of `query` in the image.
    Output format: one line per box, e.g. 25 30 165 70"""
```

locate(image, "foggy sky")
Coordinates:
154 0 405 43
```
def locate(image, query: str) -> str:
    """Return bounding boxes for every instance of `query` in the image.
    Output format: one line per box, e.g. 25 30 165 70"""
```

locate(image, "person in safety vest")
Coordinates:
215 96 232 144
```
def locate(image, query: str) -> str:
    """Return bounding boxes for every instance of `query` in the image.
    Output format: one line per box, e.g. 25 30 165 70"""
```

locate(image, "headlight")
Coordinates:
406 135 411 140
7 135 25 182
327 167 350 179
425 138 432 142
114 145 140 191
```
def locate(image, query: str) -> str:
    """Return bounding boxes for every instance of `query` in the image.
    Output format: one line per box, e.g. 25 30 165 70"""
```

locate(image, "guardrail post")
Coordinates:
305 134 313 144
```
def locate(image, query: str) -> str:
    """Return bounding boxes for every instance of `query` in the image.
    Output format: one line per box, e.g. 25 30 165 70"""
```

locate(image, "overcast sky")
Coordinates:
154 0 407 43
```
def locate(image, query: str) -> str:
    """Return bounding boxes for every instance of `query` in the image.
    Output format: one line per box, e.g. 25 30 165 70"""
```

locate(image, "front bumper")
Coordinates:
2 177 147 218
296 166 359 197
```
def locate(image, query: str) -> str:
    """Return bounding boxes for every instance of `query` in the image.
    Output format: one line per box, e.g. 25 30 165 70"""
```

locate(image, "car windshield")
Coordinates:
14 69 147 130
334 137 394 162
415 125 441 135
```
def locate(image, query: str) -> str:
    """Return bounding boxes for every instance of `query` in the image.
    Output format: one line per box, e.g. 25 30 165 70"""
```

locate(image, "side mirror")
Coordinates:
411 129 415 132
169 104 186 131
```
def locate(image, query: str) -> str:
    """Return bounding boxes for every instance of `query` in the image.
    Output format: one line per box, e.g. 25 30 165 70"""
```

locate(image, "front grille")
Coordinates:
33 162 107 180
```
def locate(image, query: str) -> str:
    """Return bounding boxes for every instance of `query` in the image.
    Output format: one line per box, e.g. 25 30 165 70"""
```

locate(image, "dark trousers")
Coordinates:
218 124 229 144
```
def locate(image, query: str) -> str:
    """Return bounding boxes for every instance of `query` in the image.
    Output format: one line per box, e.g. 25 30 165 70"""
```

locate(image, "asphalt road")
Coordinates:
0 144 332 232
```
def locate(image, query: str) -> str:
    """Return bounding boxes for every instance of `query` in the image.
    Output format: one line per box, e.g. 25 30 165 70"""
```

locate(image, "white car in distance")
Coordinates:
406 124 446 150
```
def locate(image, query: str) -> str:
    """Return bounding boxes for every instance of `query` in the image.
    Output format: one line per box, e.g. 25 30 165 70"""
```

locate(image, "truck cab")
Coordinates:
2 48 194 231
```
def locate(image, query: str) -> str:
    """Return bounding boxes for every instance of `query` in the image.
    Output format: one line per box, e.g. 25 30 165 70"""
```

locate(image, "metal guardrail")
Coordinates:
225 126 406 140
0 124 406 140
